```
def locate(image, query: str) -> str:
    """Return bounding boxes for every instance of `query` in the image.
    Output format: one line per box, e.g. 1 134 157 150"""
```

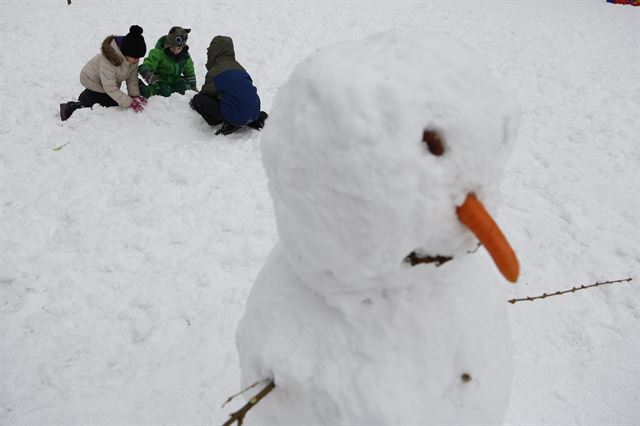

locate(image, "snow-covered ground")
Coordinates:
1 0 638 424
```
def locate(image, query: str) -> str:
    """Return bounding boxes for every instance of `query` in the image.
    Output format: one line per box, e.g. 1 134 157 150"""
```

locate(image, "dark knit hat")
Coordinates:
164 26 190 48
120 25 146 58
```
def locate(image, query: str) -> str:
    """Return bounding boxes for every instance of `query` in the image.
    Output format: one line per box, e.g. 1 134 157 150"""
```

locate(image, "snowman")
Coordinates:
236 30 520 425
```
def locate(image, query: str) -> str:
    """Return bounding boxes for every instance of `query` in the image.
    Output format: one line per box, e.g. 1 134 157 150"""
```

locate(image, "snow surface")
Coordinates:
1 1 638 425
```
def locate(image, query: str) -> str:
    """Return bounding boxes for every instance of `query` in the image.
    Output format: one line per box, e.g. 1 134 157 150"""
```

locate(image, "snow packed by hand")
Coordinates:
236 30 520 425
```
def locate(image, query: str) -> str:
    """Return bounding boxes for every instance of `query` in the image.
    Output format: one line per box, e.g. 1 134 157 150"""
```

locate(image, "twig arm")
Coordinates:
222 380 275 426
508 278 632 304
222 379 269 408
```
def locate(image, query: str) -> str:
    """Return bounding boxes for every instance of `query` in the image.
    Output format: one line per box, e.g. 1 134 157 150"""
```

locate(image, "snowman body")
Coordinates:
236 30 520 424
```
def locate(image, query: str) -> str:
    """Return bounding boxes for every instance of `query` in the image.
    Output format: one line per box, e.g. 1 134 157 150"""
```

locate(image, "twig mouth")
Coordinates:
404 251 453 267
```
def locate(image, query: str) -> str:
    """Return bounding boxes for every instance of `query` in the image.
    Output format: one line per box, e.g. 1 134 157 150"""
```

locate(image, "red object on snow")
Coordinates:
607 0 640 6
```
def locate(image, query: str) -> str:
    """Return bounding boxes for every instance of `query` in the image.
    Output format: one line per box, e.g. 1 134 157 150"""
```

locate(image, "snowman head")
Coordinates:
261 30 520 296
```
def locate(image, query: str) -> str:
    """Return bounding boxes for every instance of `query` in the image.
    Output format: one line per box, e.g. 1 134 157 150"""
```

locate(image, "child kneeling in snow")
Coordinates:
138 26 197 98
190 35 267 135
60 25 148 121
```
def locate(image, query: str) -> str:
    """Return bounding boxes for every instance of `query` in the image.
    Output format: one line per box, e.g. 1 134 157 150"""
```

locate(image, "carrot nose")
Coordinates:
456 193 519 283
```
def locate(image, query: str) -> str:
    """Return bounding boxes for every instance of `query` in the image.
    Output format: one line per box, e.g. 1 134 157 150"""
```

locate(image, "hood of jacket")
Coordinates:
101 35 125 66
155 36 166 49
206 36 235 70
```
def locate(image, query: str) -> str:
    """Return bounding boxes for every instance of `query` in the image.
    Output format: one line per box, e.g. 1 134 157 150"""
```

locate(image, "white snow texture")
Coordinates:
1 1 638 425
237 30 518 424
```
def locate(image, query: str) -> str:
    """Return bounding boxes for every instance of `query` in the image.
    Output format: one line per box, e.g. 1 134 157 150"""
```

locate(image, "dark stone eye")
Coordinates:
422 129 445 156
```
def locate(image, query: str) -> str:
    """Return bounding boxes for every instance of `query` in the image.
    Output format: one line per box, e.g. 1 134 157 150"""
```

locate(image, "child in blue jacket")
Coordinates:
190 35 267 135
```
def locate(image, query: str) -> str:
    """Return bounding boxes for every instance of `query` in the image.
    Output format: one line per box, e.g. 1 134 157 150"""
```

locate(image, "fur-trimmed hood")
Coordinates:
101 35 124 66
79 35 141 108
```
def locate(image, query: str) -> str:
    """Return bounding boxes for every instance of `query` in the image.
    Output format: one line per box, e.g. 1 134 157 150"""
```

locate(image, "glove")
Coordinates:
247 111 268 130
215 122 241 135
130 96 146 113
185 78 197 91
142 71 159 85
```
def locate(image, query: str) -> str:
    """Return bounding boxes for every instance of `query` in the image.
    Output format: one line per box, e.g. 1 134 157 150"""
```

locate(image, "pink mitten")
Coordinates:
130 96 145 113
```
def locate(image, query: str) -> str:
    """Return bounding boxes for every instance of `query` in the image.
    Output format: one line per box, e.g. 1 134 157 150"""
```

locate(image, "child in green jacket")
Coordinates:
138 26 197 97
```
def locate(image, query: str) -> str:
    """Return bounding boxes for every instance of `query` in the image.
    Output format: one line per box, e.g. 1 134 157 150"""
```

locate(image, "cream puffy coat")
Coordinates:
80 36 140 108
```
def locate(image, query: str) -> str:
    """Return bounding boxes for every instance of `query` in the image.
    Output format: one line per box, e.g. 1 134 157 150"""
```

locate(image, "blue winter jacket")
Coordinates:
200 36 260 126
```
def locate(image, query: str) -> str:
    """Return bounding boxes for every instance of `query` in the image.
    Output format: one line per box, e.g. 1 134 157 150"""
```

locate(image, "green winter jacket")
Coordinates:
139 36 196 87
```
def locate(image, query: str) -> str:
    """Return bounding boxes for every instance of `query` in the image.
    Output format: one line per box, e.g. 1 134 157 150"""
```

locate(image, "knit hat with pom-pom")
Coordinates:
120 25 146 58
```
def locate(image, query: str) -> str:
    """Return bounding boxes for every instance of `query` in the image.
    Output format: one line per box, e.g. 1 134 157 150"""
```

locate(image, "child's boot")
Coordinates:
247 111 268 130
59 101 83 121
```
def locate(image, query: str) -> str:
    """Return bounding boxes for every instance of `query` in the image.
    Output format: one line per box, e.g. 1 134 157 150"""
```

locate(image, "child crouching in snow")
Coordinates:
138 26 197 98
59 25 148 121
190 35 267 135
